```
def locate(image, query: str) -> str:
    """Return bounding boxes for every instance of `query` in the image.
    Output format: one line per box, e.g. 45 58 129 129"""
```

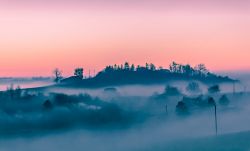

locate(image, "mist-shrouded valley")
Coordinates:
1 0 249 150
0 67 250 151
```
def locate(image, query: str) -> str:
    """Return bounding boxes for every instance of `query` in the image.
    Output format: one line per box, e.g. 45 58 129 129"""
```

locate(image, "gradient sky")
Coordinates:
0 0 249 77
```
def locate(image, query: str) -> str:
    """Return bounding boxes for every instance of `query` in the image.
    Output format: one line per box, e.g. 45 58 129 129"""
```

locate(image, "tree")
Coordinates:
105 66 114 73
145 63 149 70
150 63 156 71
53 68 63 83
114 64 118 70
219 95 230 106
186 82 201 93
131 64 135 71
43 100 53 110
208 85 220 94
195 64 208 76
5 85 22 100
183 64 193 76
177 64 183 73
120 64 124 70
6 84 15 99
169 62 178 73
124 62 130 70
164 85 181 96
176 101 189 116
136 65 141 71
15 85 22 99
74 68 84 79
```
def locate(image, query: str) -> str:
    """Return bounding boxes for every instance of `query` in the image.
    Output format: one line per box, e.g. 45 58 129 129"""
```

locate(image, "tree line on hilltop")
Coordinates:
53 62 233 85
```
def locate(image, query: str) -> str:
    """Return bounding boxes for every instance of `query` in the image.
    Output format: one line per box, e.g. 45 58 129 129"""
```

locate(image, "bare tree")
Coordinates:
53 68 63 83
195 64 208 76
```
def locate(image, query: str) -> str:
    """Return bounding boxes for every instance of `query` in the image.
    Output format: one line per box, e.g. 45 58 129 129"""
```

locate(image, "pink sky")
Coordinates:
0 0 249 77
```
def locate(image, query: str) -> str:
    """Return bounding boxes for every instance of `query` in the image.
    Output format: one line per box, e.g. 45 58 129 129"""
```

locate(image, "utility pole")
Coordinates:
165 104 168 115
214 103 218 135
208 97 218 136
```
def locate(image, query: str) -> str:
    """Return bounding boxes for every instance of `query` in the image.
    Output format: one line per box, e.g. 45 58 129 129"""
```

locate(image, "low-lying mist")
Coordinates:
0 78 250 151
0 77 53 91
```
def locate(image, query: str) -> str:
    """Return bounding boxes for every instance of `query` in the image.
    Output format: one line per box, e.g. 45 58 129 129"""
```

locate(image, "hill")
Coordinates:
60 62 236 88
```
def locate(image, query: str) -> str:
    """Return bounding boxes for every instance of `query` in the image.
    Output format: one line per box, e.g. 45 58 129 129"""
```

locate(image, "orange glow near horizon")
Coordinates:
0 1 249 77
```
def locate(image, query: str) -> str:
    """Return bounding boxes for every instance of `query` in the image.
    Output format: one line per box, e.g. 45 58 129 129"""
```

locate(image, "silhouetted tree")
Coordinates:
145 63 149 70
124 62 130 70
170 62 187 73
53 68 63 83
136 65 140 71
208 85 220 94
131 64 135 71
43 100 53 110
6 85 22 100
208 97 216 106
15 85 22 99
117 65 121 70
164 85 181 96
219 95 230 106
74 68 84 79
177 64 183 73
183 64 193 76
105 66 114 72
114 64 118 70
176 101 189 115
6 84 14 100
195 64 208 76
169 62 178 73
169 62 210 77
150 63 156 71
186 82 201 93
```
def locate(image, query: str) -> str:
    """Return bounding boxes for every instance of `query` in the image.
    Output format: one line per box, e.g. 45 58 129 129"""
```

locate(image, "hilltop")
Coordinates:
59 62 236 88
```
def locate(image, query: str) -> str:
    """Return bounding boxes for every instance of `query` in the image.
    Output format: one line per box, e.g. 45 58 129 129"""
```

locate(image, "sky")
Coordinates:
0 0 249 77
